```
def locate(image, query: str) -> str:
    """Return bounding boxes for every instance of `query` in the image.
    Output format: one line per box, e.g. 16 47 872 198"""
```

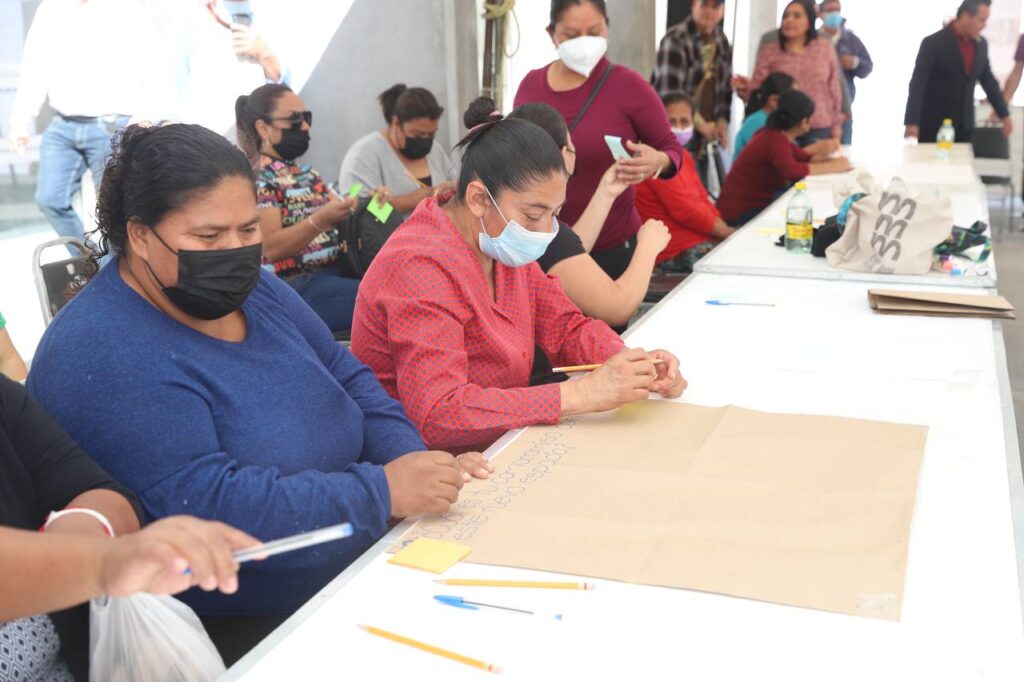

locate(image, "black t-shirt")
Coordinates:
537 219 587 273
0 376 142 681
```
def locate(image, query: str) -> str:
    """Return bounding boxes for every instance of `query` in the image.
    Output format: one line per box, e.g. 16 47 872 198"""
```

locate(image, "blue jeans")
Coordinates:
287 268 360 333
841 118 853 145
35 115 127 250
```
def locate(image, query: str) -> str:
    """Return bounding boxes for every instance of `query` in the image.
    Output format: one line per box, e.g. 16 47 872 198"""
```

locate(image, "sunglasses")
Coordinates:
263 111 313 129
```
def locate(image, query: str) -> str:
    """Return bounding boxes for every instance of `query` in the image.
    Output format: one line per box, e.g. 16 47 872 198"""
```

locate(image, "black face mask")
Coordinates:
401 134 434 160
271 128 310 160
146 229 263 321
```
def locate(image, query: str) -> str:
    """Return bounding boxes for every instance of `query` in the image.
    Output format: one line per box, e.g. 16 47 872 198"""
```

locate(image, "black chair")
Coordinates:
33 238 93 325
971 126 1015 235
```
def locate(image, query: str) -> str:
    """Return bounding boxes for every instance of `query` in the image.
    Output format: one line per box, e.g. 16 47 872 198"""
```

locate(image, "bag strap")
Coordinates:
568 63 613 133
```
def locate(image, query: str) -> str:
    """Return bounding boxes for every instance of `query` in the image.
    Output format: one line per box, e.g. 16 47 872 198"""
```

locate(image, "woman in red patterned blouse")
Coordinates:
351 99 687 453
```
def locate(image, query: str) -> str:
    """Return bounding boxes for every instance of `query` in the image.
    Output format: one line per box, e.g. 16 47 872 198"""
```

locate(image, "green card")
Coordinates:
367 195 395 223
347 182 363 198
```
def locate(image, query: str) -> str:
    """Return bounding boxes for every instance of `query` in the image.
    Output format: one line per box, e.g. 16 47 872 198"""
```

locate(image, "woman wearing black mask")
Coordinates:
29 123 485 662
339 84 456 218
236 84 373 333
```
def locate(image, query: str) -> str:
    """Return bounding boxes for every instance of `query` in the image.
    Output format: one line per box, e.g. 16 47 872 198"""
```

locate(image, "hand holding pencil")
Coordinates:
559 348 686 416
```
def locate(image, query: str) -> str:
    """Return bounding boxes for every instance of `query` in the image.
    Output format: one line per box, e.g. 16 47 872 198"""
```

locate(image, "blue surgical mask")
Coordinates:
478 186 557 267
823 11 843 29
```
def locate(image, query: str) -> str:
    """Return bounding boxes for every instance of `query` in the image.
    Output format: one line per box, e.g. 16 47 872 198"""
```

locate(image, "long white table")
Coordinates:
695 184 997 288
221 272 1024 682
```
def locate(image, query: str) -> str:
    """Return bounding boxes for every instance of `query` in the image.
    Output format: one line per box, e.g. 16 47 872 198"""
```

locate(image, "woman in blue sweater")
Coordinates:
28 124 490 657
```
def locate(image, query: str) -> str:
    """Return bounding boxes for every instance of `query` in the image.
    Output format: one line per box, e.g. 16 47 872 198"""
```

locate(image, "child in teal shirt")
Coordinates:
734 72 794 159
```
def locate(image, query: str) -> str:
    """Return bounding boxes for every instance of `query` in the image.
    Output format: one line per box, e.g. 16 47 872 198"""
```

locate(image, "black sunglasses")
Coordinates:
263 111 313 129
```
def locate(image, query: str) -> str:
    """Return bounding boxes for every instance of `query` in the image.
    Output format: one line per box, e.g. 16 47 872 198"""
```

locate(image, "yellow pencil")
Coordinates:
434 579 595 590
552 359 664 374
358 625 501 674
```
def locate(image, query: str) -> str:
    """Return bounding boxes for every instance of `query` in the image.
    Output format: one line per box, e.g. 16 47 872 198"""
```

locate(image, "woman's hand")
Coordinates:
455 452 495 481
597 162 630 201
371 186 393 205
383 451 465 518
316 196 357 226
617 141 671 184
97 517 260 598
561 348 659 415
647 349 687 399
636 219 670 256
731 74 751 98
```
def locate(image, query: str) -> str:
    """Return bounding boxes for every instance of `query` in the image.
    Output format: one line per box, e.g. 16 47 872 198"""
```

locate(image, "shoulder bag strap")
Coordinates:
568 63 614 133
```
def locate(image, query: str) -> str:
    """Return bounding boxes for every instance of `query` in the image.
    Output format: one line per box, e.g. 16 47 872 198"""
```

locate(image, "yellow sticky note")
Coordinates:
388 538 472 574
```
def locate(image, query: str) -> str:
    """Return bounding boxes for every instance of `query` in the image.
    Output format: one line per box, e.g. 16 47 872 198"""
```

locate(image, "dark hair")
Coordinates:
235 83 293 161
507 102 569 148
778 0 817 47
957 0 991 17
379 84 444 125
454 97 566 200
76 124 254 288
548 0 608 31
746 71 795 117
765 90 815 130
660 91 694 111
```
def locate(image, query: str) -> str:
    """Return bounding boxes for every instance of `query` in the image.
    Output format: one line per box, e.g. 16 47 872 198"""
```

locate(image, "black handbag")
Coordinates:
336 197 405 279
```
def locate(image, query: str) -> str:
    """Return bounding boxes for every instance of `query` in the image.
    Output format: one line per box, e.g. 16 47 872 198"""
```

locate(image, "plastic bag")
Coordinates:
89 594 225 682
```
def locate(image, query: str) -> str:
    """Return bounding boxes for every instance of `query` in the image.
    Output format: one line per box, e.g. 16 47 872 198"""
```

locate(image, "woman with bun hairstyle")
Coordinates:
28 123 485 658
339 84 457 218
236 83 373 334
716 90 851 226
350 98 687 453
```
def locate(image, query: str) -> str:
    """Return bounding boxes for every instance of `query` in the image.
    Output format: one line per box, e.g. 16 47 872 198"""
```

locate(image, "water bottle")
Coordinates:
937 118 955 161
785 182 813 254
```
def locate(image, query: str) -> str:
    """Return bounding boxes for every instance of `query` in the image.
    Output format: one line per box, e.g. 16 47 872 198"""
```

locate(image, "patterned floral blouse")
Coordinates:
256 156 340 279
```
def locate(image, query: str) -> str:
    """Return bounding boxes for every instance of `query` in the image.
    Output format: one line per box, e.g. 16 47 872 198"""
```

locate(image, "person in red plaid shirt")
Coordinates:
352 99 687 453
651 0 733 147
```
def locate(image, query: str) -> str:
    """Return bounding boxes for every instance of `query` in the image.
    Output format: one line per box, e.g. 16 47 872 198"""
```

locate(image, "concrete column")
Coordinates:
607 0 657 77
300 0 478 184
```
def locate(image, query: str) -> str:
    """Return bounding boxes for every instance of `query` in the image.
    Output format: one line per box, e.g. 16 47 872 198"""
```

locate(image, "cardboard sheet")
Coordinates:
395 402 927 621
868 289 1015 319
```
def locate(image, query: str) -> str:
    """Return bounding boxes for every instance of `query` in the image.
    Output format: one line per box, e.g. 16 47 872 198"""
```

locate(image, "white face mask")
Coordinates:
557 36 608 77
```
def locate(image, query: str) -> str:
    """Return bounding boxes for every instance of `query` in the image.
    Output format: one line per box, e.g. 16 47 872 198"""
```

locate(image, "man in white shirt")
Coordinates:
170 0 289 135
7 0 164 248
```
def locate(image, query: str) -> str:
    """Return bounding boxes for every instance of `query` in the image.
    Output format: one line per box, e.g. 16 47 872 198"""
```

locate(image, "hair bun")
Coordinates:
463 96 500 129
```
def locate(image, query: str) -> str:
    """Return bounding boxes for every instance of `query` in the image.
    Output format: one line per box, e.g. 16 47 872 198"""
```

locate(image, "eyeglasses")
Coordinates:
263 111 313 129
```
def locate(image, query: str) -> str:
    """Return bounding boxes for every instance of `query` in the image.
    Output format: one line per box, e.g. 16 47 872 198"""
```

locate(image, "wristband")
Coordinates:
309 213 325 233
0 311 6 330
43 508 115 537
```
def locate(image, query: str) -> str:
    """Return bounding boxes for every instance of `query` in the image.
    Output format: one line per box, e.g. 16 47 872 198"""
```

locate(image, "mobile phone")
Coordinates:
604 135 631 161
224 0 253 26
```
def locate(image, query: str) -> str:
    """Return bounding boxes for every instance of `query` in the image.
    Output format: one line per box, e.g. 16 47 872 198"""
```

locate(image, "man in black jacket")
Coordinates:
904 0 1012 143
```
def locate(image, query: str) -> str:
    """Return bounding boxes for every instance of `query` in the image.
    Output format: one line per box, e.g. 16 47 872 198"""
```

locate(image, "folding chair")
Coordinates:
971 126 1015 235
33 238 93 325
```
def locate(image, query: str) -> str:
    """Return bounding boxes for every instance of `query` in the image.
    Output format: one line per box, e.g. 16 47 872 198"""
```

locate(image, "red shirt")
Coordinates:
635 150 720 263
351 195 623 452
950 23 976 74
715 129 812 224
513 58 682 253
